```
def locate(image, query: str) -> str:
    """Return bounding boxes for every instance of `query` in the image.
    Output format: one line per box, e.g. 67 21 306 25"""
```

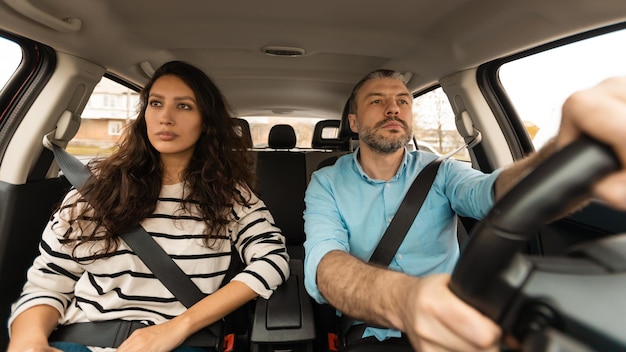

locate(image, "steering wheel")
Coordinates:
449 137 626 352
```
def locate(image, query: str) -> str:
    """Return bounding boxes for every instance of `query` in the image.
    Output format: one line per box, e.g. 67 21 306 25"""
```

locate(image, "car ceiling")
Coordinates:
1 0 626 119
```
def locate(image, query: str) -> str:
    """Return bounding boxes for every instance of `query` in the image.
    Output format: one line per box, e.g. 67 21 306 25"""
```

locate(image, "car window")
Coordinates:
0 37 22 92
242 116 323 149
69 78 322 160
499 27 626 150
413 87 469 161
68 77 139 161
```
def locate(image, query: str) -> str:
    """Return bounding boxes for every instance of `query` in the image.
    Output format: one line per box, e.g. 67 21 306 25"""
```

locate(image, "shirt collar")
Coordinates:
351 146 409 183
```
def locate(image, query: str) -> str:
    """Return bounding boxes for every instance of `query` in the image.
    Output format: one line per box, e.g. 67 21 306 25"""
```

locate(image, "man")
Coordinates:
303 69 626 351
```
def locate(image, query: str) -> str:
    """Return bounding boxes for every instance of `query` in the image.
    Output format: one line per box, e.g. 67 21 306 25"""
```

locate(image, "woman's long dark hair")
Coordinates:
65 61 255 255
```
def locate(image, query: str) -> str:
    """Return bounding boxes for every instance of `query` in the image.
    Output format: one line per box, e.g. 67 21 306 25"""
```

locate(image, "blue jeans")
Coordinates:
50 341 211 351
49 342 91 352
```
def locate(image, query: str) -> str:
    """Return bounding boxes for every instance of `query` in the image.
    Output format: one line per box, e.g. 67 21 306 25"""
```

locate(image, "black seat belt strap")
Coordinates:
121 225 206 307
368 159 442 265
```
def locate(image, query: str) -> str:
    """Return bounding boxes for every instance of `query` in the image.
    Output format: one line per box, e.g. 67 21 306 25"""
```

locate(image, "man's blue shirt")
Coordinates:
303 148 501 340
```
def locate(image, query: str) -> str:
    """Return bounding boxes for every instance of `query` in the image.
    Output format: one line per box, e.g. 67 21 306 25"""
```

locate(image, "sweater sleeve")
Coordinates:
229 189 290 299
8 189 87 332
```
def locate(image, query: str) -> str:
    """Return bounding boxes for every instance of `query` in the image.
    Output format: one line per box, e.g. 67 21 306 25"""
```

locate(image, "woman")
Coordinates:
7 61 290 352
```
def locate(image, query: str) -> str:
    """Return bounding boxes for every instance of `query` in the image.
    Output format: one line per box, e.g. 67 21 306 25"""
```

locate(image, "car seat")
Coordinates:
255 124 307 259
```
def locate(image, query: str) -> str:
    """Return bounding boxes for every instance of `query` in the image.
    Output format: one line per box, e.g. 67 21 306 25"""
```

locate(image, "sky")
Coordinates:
0 37 22 90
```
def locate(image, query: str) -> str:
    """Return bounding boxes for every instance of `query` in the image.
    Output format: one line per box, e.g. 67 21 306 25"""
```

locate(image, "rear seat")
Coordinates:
306 119 349 180
306 103 359 176
254 124 308 259
252 121 350 259
232 117 253 149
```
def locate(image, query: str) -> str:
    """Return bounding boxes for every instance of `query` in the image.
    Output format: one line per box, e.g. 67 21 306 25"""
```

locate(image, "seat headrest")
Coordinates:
268 124 296 149
232 117 253 148
312 119 346 149
339 99 358 140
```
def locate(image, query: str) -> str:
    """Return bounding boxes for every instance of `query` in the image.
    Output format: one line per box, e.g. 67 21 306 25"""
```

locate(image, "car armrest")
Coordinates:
250 258 315 347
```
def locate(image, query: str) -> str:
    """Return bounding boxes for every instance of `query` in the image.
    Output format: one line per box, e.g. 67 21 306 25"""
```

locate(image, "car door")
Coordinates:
0 31 105 348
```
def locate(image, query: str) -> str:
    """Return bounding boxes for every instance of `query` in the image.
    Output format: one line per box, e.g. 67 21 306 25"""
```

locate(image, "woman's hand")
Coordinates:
7 306 62 352
116 320 188 352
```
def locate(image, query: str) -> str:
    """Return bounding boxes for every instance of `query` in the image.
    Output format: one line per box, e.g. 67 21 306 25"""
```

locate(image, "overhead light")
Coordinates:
271 108 294 115
262 46 306 57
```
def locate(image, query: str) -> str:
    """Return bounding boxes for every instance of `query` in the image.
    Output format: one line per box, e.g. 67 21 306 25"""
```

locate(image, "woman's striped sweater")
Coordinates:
9 182 289 335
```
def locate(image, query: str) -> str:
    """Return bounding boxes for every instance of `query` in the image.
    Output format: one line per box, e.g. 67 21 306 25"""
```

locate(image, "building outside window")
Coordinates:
69 77 139 159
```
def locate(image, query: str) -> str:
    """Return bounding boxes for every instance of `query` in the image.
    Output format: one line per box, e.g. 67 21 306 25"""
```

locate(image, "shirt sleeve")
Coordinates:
8 189 86 332
230 189 290 299
302 170 351 304
441 159 503 219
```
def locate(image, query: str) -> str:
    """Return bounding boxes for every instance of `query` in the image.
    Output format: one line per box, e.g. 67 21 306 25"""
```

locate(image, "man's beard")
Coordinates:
359 117 413 154
358 117 412 154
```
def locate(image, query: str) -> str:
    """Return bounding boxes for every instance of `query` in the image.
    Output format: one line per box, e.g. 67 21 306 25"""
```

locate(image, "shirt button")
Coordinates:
397 254 403 260
386 183 390 188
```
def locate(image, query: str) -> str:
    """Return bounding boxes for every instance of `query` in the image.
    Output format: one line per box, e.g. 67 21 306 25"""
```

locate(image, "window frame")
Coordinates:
411 85 470 161
477 21 626 161
0 31 56 163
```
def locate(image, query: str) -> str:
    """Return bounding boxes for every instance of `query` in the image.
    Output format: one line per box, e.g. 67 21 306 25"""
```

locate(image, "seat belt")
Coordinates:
46 140 236 348
368 159 442 266
339 158 443 341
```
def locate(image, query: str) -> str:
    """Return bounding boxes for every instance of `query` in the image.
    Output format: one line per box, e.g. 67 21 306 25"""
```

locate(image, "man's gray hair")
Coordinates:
348 69 407 114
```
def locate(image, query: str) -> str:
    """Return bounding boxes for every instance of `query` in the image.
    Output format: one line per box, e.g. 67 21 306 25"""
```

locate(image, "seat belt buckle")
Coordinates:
327 332 339 351
223 332 235 352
